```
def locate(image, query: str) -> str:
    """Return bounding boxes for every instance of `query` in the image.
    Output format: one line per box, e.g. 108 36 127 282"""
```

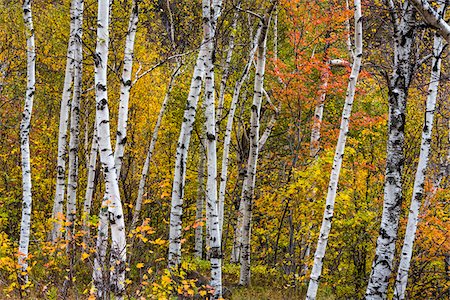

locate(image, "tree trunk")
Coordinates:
194 143 205 259
203 0 223 296
51 0 78 242
83 123 98 243
394 10 445 299
366 3 415 299
66 0 84 242
113 0 139 177
17 0 36 285
92 0 127 298
220 23 262 246
216 2 239 129
306 0 362 298
239 11 272 286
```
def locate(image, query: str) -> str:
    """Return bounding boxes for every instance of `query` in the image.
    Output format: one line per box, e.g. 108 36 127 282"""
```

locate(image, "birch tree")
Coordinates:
306 0 362 298
239 8 273 286
167 0 220 268
394 5 446 299
66 0 84 241
92 0 127 297
203 0 223 294
366 2 416 298
17 0 35 285
219 24 262 241
113 0 139 177
83 124 97 242
51 0 79 241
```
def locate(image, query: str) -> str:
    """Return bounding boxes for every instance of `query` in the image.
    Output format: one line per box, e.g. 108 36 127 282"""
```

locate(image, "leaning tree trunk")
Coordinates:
215 1 239 129
131 65 180 231
51 0 78 242
66 0 84 241
394 11 445 300
92 0 127 298
17 0 36 286
168 44 206 268
113 0 139 177
306 0 362 298
221 23 262 248
366 2 415 299
239 12 272 286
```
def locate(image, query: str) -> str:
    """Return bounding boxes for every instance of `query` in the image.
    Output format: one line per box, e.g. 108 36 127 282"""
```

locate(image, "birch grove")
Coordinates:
3 0 450 298
17 0 35 285
306 0 362 297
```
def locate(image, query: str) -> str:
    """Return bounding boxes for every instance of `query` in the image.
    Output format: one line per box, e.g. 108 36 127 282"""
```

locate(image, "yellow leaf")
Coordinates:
136 263 144 269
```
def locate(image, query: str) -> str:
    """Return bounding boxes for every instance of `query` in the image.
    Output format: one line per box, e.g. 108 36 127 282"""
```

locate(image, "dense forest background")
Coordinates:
0 0 449 299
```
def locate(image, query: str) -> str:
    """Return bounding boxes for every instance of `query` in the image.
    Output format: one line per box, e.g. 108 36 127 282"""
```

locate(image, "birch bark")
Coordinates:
366 2 416 299
51 0 78 241
194 144 205 259
18 0 35 285
83 124 97 242
306 0 362 298
221 23 262 247
66 0 84 241
394 7 445 299
113 0 139 177
92 0 127 297
239 12 272 286
203 0 223 296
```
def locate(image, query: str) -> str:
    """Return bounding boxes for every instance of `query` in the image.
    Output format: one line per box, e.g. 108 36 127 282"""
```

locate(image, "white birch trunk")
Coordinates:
393 14 445 300
194 145 205 259
83 124 97 242
203 0 223 296
309 62 330 158
239 13 271 286
51 0 78 242
410 0 450 43
216 2 239 128
18 0 35 285
306 0 362 298
366 2 415 299
113 0 139 177
93 0 127 297
220 24 262 245
66 0 84 241
131 66 180 230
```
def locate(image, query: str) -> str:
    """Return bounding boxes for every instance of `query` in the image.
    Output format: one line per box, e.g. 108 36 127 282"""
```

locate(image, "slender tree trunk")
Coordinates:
239 12 272 286
131 66 180 230
113 0 139 177
83 124 97 243
51 0 78 242
17 0 36 286
310 60 330 158
203 0 223 296
216 2 239 128
194 144 205 259
220 24 262 245
92 0 127 298
394 12 445 300
66 0 84 241
168 44 207 268
306 0 362 298
366 3 415 299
